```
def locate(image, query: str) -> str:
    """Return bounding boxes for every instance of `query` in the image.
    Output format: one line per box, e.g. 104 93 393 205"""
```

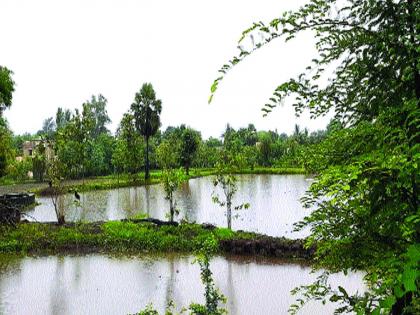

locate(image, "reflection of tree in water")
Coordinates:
71 256 82 290
145 185 151 216
164 255 176 309
63 190 109 222
0 255 23 314
49 256 68 315
225 260 237 314
119 188 140 219
178 180 198 223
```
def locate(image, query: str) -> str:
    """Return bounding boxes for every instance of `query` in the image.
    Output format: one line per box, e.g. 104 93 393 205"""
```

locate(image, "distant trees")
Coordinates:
131 83 162 180
54 94 113 178
39 117 56 139
179 128 200 175
112 113 144 175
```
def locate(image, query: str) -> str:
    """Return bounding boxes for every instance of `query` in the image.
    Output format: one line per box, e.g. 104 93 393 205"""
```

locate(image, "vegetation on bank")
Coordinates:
0 221 311 259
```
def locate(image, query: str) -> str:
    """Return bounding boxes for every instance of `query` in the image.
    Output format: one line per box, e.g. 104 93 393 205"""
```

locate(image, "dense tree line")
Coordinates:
1 81 334 182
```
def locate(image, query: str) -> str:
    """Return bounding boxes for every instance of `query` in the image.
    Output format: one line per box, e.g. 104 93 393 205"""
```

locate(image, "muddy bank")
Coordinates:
0 220 313 259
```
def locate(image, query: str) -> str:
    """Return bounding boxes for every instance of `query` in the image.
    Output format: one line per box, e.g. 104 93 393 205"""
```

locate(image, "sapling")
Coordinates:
162 168 185 222
46 157 66 225
211 155 249 229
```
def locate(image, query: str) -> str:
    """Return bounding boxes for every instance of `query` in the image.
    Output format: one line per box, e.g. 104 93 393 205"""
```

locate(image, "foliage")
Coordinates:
157 139 179 170
83 94 111 138
131 83 162 180
32 140 48 182
46 156 66 225
0 118 15 177
0 66 15 115
5 158 32 181
179 128 201 175
162 168 186 222
38 117 56 139
212 157 250 229
210 0 420 313
188 236 227 315
112 113 144 175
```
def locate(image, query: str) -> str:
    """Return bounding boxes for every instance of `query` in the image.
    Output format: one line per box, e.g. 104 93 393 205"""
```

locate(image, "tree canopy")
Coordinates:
0 66 15 116
210 0 420 313
131 83 162 180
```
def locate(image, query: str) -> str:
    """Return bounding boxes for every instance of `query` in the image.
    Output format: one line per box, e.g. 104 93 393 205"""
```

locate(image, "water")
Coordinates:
0 254 365 315
28 175 312 238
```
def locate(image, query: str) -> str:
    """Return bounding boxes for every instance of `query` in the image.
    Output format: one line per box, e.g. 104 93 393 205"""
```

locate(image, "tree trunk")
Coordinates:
186 164 189 176
169 195 174 222
145 136 150 180
227 199 232 229
57 215 65 225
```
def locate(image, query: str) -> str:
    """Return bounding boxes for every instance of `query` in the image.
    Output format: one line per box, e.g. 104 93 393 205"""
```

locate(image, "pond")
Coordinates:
0 254 365 315
27 175 312 238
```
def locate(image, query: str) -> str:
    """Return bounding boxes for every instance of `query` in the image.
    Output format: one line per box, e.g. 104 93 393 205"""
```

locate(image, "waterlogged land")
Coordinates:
28 174 312 238
0 253 366 315
0 167 305 195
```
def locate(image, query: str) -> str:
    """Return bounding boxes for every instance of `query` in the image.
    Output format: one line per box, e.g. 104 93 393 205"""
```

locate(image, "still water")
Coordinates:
28 175 312 238
0 254 364 315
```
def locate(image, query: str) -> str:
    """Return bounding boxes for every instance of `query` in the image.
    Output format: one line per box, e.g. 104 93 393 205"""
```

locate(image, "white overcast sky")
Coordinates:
1 0 332 139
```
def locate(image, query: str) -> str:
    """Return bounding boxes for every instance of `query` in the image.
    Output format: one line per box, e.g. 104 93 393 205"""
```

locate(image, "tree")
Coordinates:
32 141 47 182
39 117 56 139
257 132 272 166
212 155 249 229
55 107 72 130
161 168 185 222
0 118 15 177
156 139 179 170
131 83 162 180
83 94 111 138
210 0 420 313
112 113 144 175
0 66 15 116
179 127 201 175
46 156 66 225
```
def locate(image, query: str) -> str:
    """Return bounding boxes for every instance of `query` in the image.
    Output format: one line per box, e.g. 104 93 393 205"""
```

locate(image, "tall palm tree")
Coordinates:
131 83 162 180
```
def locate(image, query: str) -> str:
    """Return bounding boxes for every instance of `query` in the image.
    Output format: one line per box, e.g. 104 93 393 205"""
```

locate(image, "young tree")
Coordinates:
210 0 420 313
131 83 162 180
157 139 185 222
46 156 65 225
161 168 185 223
212 155 249 229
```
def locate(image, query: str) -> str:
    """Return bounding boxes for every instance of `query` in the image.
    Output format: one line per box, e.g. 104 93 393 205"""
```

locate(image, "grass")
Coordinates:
0 167 306 196
0 221 311 259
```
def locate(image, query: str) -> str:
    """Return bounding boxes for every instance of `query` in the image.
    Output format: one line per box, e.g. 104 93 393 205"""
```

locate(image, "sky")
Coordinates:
0 0 332 139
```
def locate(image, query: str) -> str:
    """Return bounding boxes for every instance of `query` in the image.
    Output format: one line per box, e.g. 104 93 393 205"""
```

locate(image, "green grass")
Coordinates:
0 221 310 259
0 222 249 254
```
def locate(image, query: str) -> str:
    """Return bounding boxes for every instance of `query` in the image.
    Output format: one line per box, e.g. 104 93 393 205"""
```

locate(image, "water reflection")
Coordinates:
0 254 365 315
28 175 311 237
